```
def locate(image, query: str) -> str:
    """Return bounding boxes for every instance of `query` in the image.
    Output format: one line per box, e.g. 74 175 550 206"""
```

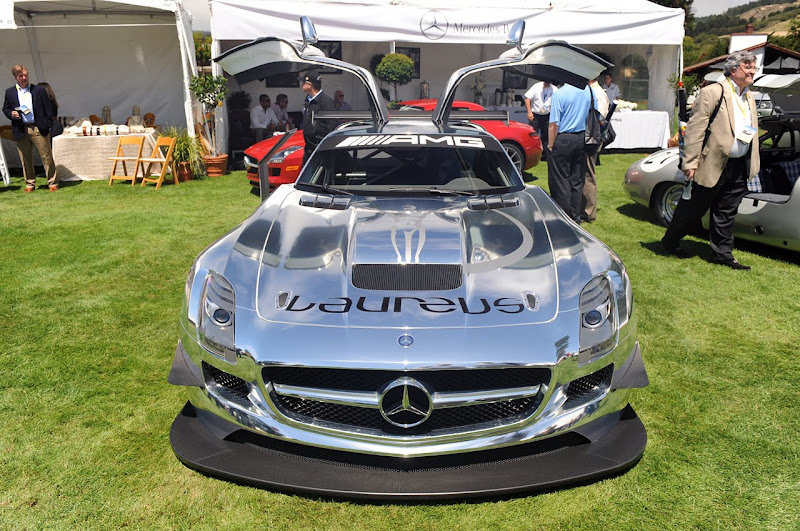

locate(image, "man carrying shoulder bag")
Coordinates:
661 50 760 270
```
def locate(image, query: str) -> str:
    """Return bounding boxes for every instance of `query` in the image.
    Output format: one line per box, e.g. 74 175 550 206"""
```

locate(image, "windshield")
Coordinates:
298 135 523 195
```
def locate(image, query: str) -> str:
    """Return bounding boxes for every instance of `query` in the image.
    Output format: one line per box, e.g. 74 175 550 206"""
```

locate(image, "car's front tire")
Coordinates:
653 182 682 226
502 142 525 173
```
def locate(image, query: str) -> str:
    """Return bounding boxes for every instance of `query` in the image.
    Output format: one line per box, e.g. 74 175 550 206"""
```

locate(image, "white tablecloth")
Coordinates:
52 133 157 180
605 110 671 150
2 137 42 168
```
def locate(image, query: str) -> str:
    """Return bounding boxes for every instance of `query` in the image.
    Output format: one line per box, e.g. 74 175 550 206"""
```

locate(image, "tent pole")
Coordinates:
0 141 9 185
209 0 227 156
174 1 198 136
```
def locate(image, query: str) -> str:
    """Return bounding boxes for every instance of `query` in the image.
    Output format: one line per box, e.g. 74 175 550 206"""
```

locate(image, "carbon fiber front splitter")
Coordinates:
170 402 646 500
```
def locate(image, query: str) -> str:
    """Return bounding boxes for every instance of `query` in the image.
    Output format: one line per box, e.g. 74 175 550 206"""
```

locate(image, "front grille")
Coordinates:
276 395 540 435
204 362 251 407
352 263 462 290
264 367 550 435
562 364 613 409
263 366 550 392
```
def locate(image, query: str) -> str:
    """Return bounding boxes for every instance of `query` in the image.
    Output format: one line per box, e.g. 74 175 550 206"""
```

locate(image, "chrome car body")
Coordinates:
169 18 648 500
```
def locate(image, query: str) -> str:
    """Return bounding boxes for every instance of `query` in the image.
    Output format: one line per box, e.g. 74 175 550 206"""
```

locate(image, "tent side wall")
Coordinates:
0 13 188 129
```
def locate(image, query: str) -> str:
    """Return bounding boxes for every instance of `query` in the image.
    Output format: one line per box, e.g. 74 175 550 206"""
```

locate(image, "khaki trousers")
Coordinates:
582 147 599 221
16 124 57 187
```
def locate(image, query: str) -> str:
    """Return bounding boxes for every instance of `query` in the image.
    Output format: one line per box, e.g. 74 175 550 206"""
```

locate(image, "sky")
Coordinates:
182 0 750 32
693 0 751 18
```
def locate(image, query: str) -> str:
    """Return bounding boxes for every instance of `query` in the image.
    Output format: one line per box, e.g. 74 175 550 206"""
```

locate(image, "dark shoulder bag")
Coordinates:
701 83 725 152
585 88 603 152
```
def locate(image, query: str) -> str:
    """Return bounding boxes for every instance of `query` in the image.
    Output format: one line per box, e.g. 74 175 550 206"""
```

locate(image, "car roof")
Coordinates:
327 120 493 138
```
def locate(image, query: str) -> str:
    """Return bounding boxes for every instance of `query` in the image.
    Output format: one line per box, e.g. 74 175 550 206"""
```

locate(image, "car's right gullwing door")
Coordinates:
433 21 612 127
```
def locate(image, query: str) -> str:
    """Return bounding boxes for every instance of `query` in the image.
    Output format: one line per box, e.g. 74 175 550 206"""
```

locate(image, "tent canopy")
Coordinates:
211 0 684 45
1 0 196 132
208 0 684 151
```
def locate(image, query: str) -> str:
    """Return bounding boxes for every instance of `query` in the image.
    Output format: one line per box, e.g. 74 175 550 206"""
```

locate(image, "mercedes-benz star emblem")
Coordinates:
420 10 448 40
398 334 414 348
379 377 433 428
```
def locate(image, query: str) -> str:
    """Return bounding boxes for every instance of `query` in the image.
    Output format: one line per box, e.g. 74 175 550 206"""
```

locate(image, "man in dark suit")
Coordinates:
3 64 58 192
301 70 336 166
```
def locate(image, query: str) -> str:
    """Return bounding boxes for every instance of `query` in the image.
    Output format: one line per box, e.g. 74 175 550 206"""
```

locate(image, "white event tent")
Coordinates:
0 0 197 183
208 0 685 153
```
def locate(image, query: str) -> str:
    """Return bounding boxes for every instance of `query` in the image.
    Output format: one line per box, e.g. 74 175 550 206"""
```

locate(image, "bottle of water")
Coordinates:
682 180 693 200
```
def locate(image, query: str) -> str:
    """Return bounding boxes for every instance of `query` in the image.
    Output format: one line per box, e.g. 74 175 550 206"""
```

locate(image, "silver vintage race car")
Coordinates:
624 74 800 252
168 18 648 500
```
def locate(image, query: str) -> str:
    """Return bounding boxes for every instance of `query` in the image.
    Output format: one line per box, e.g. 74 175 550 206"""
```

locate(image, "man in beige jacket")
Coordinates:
661 50 760 270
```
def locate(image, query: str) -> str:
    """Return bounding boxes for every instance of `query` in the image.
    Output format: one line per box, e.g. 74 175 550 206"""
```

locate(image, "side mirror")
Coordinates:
506 20 525 54
300 16 318 50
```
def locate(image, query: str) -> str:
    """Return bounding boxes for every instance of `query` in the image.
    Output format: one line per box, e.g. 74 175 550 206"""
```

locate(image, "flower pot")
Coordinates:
177 161 194 181
202 154 229 177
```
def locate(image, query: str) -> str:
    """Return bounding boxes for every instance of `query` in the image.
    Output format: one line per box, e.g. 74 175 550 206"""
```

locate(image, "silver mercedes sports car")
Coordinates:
624 74 800 252
168 18 648 500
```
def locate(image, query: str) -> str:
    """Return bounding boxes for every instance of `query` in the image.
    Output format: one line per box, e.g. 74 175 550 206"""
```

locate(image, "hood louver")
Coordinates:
299 194 351 210
352 264 462 291
468 195 520 211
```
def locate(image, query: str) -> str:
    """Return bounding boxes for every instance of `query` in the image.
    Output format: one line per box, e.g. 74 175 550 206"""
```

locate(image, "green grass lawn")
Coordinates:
1 159 799 530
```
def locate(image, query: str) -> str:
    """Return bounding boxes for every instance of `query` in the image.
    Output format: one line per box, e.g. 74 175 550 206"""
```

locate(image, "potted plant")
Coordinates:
163 125 202 181
375 53 414 103
189 74 229 176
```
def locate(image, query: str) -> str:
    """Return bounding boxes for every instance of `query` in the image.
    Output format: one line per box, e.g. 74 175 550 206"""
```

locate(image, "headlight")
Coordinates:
198 273 236 363
578 275 617 364
269 145 303 164
242 154 258 170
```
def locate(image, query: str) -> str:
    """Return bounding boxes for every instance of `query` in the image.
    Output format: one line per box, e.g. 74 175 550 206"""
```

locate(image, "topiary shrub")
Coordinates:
375 53 415 101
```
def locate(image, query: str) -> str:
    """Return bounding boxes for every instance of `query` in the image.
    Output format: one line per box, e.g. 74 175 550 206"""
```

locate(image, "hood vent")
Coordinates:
467 195 519 211
299 194 351 210
353 264 462 291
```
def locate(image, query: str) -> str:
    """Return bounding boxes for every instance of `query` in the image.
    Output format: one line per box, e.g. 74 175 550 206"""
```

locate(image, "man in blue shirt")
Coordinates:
547 83 592 222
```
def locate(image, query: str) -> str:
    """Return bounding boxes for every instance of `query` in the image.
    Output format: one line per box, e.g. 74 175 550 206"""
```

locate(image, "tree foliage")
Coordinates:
769 17 800 51
375 53 415 100
649 0 695 32
193 31 212 66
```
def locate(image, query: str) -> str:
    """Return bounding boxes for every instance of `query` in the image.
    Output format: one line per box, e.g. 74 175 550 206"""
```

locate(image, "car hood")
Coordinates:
245 131 303 160
231 187 601 330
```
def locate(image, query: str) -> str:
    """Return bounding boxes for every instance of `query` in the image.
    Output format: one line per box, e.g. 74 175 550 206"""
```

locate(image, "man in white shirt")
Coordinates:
271 93 293 130
250 94 279 142
524 81 557 160
601 72 621 103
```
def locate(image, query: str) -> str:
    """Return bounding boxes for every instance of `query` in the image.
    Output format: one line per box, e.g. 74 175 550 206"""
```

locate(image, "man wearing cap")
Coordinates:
301 70 336 165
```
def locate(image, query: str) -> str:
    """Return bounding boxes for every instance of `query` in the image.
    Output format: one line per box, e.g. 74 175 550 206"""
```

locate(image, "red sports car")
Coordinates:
242 99 542 191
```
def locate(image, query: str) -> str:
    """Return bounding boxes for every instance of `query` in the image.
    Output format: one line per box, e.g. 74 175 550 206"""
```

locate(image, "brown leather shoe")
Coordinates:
24 185 34 193
49 184 59 192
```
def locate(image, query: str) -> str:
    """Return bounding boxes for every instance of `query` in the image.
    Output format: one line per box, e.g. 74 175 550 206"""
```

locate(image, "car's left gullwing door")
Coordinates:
214 16 388 126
